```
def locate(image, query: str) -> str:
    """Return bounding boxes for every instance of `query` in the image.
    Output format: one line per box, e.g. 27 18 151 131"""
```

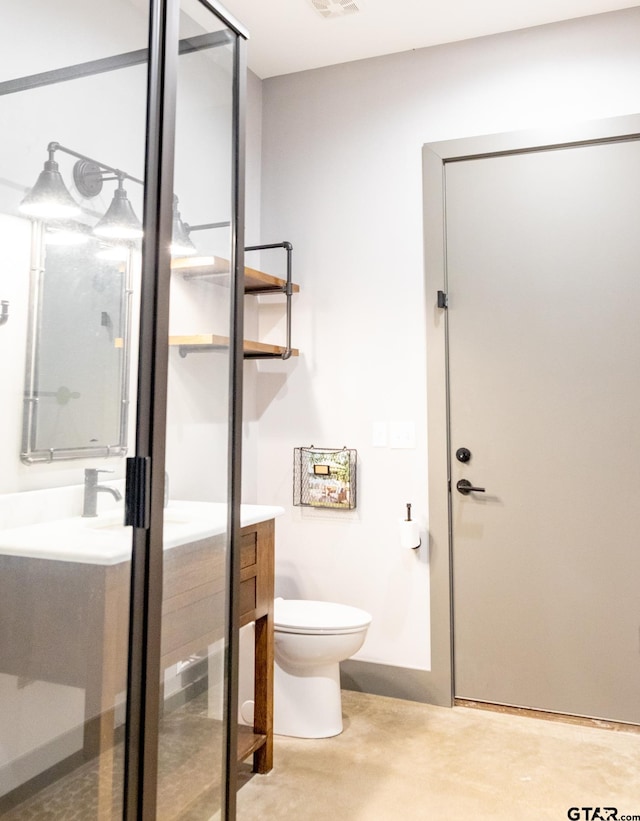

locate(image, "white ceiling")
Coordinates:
220 0 639 79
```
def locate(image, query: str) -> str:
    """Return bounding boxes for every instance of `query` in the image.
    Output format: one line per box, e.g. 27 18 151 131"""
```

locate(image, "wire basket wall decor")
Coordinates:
293 446 357 510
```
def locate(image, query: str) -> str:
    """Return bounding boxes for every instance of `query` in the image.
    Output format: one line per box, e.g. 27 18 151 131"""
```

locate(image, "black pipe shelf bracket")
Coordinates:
245 242 295 360
170 241 299 360
0 300 8 326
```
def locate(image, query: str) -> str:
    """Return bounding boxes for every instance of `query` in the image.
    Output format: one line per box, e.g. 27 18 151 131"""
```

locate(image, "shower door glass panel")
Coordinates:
0 1 148 817
155 3 236 817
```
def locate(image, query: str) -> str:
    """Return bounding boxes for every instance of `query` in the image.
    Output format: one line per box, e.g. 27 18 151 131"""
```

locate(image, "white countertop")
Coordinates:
0 501 284 566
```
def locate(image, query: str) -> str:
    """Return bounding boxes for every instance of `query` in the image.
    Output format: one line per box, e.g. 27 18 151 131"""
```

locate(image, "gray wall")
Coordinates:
251 8 640 678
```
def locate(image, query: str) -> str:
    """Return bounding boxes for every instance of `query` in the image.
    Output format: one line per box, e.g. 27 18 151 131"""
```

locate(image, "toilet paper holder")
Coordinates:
401 503 421 549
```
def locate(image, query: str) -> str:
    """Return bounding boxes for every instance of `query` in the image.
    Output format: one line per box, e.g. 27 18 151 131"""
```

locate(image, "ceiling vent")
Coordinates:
309 0 362 19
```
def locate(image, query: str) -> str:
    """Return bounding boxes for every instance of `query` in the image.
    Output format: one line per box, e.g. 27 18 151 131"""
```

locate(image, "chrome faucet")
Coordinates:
82 468 123 517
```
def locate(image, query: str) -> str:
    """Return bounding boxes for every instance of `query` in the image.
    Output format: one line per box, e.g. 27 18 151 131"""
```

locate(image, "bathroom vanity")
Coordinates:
0 502 280 805
146 512 277 773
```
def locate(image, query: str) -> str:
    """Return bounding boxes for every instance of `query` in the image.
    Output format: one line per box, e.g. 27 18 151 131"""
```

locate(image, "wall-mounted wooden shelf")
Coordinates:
171 255 300 295
171 243 298 359
169 334 299 359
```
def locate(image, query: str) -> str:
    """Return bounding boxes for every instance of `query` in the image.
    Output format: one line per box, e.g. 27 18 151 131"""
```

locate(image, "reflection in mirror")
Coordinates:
21 222 132 463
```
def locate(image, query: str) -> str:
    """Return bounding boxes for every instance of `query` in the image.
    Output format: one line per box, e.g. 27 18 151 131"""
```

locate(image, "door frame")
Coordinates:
422 113 640 708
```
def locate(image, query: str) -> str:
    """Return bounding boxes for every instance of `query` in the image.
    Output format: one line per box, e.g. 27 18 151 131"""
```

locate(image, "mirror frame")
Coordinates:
21 220 132 464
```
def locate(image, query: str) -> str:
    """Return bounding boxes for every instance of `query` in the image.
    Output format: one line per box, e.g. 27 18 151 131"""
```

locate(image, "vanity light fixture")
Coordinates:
19 146 80 219
20 142 191 250
170 196 197 257
72 148 144 241
181 220 231 263
92 177 143 240
20 142 143 240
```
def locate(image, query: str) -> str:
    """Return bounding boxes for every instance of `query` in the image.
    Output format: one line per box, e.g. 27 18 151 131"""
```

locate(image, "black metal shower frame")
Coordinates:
1 2 248 819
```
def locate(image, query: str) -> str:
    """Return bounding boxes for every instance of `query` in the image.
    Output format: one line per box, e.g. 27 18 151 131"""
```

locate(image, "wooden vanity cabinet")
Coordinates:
237 518 275 772
157 516 275 774
0 515 275 789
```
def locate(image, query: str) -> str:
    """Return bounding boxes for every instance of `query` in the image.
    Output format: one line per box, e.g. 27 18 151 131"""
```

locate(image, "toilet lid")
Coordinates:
274 598 372 634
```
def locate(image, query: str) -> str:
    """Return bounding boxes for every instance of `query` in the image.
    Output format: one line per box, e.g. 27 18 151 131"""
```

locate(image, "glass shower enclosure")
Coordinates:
0 1 246 818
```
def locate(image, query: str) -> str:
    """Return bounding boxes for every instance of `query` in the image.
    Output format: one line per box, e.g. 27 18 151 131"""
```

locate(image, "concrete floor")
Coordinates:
236 690 640 821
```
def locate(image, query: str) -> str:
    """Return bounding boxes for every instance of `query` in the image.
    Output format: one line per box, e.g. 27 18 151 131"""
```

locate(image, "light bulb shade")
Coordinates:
19 160 80 219
93 186 143 240
171 206 197 257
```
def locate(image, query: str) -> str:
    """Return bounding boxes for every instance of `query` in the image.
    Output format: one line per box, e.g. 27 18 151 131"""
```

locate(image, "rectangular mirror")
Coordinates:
21 222 132 463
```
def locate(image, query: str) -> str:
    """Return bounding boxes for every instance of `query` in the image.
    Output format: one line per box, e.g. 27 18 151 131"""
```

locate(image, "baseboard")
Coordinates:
0 747 87 814
340 659 443 705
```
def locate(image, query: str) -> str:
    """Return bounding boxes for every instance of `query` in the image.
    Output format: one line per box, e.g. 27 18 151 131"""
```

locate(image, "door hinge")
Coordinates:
437 290 448 309
125 456 151 528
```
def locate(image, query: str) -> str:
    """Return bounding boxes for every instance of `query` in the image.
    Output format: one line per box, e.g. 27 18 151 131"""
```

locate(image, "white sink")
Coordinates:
0 502 284 566
84 506 206 532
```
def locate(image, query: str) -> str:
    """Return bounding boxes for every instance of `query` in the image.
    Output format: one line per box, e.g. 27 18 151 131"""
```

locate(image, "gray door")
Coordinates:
446 138 640 723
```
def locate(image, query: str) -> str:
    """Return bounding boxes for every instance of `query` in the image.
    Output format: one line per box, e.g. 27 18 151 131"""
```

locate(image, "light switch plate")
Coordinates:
372 421 388 447
389 421 416 449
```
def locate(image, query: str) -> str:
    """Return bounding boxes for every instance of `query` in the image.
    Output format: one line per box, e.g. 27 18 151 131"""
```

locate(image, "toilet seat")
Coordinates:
274 598 372 635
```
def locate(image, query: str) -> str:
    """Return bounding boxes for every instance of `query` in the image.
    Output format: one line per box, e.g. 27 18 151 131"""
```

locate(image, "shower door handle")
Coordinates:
456 479 486 495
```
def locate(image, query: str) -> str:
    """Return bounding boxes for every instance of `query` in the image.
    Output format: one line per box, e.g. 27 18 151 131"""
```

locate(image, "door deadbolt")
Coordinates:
456 447 471 463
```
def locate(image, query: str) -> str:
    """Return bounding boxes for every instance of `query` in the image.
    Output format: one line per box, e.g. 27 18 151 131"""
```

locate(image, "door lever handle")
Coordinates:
456 479 486 495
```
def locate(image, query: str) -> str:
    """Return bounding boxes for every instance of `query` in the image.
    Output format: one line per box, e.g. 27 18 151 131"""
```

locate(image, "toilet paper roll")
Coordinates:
399 519 421 549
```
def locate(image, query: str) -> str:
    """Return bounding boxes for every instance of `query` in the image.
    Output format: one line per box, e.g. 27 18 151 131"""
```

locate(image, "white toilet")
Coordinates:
273 598 372 738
